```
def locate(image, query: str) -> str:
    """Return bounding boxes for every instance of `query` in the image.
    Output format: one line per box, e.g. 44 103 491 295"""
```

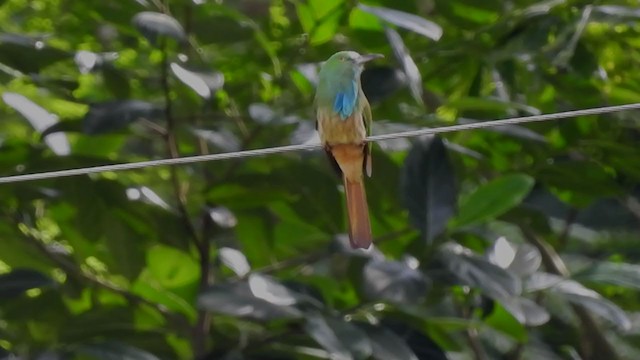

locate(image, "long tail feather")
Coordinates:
344 177 372 249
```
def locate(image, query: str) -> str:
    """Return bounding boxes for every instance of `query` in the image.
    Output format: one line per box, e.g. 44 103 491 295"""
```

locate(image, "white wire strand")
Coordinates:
1 103 639 184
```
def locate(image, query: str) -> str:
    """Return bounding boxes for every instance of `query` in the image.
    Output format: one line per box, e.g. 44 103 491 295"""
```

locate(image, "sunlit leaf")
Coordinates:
218 247 250 277
132 12 186 45
385 27 423 105
2 92 70 155
170 63 224 99
358 4 442 40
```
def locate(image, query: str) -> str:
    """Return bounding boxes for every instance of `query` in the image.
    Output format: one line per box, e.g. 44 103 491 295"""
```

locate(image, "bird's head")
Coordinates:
323 51 384 76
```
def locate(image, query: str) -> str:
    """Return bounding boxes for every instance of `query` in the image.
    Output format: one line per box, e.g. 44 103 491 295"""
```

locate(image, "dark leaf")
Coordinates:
2 92 70 155
362 259 429 304
102 63 132 99
361 66 406 103
441 244 522 299
385 27 423 105
451 174 535 228
358 4 442 41
41 120 83 137
75 341 160 360
0 269 55 298
198 281 303 321
170 62 224 99
0 33 70 73
304 313 352 360
132 12 186 45
362 325 419 360
401 136 457 245
574 262 640 290
83 100 161 134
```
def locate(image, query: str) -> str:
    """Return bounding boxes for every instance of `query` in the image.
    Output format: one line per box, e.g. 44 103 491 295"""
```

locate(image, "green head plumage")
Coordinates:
315 51 383 120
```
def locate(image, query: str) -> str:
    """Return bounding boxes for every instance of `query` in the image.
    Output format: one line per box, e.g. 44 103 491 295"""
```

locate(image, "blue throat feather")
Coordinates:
332 79 358 120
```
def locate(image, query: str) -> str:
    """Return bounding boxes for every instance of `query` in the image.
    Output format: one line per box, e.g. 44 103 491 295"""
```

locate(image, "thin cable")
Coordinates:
1 103 639 184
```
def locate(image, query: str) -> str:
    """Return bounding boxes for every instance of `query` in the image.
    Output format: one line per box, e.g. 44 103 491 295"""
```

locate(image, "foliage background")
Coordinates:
1 0 640 359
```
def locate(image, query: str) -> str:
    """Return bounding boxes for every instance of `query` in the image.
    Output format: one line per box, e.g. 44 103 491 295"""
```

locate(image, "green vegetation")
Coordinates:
1 0 640 359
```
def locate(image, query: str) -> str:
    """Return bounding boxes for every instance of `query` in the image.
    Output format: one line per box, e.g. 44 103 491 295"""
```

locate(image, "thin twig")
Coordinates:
159 36 212 355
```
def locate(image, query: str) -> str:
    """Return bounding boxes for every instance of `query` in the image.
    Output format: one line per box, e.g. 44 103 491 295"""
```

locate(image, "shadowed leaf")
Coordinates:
0 269 55 298
441 244 522 299
401 136 457 245
362 258 428 304
82 100 161 134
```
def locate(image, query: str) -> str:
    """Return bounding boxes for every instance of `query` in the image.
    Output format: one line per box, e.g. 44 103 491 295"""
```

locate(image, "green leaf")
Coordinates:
401 136 457 245
451 174 535 228
484 301 528 341
146 245 199 288
0 269 55 298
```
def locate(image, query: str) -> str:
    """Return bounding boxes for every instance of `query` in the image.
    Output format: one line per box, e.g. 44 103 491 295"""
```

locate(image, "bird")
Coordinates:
314 51 383 249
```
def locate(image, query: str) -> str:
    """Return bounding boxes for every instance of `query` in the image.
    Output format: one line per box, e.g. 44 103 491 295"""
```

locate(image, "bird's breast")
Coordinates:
317 109 366 146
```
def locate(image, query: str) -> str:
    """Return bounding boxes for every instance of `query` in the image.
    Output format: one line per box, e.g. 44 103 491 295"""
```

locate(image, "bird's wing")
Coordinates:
362 96 373 177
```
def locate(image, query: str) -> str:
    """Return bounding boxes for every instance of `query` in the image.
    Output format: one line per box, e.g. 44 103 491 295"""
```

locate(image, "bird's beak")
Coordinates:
356 53 384 64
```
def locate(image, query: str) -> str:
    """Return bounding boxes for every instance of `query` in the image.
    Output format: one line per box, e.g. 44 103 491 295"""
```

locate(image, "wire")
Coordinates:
1 103 639 184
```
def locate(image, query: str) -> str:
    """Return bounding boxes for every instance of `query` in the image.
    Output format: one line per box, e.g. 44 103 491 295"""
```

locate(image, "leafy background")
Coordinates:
1 0 640 359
